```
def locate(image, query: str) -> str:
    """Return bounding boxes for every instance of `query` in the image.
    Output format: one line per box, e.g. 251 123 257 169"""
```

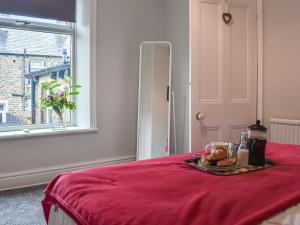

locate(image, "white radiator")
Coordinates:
270 118 300 144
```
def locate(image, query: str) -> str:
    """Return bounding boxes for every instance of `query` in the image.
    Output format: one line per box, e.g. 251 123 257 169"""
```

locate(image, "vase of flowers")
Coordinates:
41 78 81 130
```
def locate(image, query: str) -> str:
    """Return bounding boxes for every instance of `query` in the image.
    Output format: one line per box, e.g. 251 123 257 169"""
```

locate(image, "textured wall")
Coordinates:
0 0 169 189
0 0 192 190
165 0 190 154
263 0 300 128
0 54 62 124
0 55 23 117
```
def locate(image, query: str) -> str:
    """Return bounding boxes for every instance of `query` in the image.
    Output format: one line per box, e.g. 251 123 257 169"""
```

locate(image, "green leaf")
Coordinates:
40 79 81 114
52 105 61 115
69 91 80 95
50 83 61 89
70 85 82 89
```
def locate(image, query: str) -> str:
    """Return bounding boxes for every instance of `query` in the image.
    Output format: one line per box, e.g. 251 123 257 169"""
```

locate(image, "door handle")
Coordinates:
167 86 170 102
196 112 205 121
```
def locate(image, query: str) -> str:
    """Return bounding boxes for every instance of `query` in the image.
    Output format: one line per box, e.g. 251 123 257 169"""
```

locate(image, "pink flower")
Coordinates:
60 92 65 97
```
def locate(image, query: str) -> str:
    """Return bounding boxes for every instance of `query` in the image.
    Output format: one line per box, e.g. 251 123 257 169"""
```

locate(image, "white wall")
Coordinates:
263 0 300 129
165 0 190 154
0 0 192 190
0 0 169 190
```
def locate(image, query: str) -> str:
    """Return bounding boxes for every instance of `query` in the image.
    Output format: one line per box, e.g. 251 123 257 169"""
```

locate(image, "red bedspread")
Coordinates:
42 143 300 225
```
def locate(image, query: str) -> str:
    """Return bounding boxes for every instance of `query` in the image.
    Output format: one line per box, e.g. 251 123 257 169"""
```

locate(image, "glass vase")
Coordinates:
52 113 66 130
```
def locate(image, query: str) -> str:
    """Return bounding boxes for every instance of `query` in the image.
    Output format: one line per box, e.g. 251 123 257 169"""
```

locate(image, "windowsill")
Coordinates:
0 127 98 140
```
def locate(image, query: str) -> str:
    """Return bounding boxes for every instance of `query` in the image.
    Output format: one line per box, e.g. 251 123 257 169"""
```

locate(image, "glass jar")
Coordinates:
248 120 267 166
237 132 249 167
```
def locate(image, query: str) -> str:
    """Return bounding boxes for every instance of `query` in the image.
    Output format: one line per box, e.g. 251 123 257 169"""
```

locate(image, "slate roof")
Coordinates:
25 63 70 78
0 28 71 57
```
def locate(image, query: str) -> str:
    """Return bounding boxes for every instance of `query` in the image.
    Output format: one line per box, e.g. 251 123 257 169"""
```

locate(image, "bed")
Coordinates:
47 203 300 225
42 143 300 225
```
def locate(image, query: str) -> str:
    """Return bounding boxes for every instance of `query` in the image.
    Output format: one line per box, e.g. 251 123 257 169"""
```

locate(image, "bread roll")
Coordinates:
217 157 237 167
207 148 227 161
201 153 217 166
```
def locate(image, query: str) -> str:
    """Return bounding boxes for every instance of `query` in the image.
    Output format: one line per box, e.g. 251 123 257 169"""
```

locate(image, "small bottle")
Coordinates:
237 132 249 167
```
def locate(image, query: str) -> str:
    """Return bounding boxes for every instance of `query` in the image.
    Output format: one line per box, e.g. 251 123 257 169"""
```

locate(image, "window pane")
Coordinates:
0 27 72 130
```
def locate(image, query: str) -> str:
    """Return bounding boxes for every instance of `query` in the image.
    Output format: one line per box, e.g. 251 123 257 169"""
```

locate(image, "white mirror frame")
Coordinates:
136 41 173 160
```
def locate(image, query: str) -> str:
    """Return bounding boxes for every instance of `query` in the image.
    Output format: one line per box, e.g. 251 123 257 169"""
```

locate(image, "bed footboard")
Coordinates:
48 205 77 225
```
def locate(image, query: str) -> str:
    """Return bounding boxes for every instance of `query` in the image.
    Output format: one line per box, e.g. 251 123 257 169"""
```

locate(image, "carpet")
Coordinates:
0 185 47 225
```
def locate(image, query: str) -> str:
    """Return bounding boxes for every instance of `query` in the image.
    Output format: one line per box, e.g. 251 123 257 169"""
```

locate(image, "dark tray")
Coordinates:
185 158 278 176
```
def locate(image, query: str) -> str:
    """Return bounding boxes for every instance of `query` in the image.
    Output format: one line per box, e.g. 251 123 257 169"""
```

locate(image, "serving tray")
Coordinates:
185 158 278 176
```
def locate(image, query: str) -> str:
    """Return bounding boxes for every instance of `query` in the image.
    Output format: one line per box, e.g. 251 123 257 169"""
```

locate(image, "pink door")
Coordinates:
191 0 258 150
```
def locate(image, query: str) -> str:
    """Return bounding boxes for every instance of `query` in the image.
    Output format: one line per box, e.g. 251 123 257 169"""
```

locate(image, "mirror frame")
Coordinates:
136 41 173 160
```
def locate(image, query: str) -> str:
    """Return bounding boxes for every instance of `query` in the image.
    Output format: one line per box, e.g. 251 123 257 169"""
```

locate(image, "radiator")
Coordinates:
270 118 300 144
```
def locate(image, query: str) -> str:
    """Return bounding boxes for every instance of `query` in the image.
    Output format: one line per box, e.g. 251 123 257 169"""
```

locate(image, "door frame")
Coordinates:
188 0 264 152
257 0 263 122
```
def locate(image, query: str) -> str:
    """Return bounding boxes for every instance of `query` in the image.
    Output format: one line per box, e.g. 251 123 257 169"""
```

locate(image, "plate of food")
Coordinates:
198 147 239 172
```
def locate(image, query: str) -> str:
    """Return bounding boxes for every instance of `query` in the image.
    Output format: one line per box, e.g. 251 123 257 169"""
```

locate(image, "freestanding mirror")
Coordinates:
137 42 172 160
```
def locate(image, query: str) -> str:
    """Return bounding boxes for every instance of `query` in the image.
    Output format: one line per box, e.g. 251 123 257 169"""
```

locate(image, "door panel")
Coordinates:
199 125 223 147
191 0 257 150
230 5 249 101
198 2 222 102
230 124 249 142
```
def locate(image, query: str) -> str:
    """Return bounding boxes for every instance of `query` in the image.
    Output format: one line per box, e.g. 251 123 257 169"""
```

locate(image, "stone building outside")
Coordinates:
0 27 71 129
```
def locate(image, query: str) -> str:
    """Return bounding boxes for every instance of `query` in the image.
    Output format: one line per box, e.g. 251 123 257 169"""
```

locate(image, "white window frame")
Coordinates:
0 15 75 132
0 100 8 123
0 0 98 136
29 59 46 72
0 13 73 34
75 0 98 130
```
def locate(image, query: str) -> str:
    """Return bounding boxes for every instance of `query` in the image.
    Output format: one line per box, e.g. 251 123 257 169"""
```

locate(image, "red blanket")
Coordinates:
42 143 300 225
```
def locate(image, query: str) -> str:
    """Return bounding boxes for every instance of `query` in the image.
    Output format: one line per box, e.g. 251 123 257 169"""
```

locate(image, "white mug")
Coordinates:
205 142 229 153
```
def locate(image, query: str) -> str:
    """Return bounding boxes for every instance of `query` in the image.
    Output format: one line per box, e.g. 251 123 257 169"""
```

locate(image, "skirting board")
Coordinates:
0 155 136 191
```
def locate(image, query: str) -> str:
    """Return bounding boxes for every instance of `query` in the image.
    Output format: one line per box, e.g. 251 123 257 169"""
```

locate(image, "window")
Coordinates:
30 60 45 72
0 101 8 124
0 13 74 131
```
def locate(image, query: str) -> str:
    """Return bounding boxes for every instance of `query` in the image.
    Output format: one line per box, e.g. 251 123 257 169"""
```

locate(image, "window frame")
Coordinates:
0 100 8 123
30 59 46 72
0 14 77 132
0 14 73 34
